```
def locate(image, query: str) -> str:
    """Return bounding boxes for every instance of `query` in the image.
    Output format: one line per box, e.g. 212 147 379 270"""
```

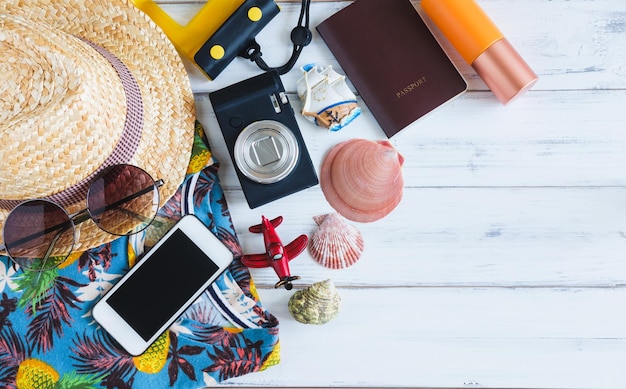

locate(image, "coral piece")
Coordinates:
297 64 361 131
320 139 404 223
309 213 364 269
288 279 341 325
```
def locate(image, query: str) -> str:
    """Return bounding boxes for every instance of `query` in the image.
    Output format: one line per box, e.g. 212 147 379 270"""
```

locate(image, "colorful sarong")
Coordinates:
0 123 279 388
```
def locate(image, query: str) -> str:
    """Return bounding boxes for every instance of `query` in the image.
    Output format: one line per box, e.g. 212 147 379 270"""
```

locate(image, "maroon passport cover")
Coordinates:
316 0 467 137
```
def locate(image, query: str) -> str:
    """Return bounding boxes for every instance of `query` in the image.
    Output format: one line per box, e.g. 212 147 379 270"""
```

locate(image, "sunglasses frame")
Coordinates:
0 164 164 271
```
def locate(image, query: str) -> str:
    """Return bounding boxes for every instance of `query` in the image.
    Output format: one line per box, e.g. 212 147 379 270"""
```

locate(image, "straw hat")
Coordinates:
0 0 195 252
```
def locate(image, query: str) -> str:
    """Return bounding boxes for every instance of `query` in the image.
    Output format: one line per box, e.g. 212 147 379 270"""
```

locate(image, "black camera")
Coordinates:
209 71 318 208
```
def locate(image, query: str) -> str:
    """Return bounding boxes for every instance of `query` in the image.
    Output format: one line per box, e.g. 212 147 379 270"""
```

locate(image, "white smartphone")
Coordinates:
93 214 233 356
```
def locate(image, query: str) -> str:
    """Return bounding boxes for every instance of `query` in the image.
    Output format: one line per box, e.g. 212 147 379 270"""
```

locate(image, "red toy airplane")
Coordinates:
241 215 308 290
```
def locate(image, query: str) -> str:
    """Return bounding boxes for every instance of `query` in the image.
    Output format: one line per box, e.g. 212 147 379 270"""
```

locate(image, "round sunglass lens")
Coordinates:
3 200 75 271
87 164 159 236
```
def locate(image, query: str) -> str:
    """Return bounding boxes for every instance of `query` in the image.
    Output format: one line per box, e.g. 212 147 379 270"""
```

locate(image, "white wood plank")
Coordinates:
156 1 626 92
225 287 626 388
195 88 626 290
146 1 626 388
218 186 626 288
196 90 626 190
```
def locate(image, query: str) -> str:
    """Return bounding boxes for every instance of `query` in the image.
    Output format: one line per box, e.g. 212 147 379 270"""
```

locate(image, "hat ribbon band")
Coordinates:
0 38 144 210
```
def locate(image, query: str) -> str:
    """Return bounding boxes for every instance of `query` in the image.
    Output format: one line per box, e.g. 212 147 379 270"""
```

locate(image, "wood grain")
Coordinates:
156 1 626 387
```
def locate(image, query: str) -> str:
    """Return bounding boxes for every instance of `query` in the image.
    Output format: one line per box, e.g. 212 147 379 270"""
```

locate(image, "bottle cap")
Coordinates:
473 38 538 104
422 0 538 104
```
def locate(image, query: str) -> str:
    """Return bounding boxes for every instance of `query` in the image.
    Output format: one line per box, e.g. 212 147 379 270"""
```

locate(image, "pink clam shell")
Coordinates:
309 213 364 269
320 139 404 223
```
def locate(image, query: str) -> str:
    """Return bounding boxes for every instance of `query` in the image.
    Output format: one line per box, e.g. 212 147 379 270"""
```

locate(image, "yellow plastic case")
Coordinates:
132 0 279 79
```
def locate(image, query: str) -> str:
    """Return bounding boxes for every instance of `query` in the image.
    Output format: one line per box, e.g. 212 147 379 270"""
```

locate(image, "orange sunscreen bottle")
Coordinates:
421 0 537 104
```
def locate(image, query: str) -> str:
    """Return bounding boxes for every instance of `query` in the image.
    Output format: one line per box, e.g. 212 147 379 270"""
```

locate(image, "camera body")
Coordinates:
210 71 318 208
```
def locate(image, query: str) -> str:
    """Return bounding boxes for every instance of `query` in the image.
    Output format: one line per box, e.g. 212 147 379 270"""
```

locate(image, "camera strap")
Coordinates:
240 0 312 75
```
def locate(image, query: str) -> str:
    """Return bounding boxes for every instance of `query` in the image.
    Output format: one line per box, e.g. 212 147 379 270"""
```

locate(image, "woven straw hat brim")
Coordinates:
0 0 195 252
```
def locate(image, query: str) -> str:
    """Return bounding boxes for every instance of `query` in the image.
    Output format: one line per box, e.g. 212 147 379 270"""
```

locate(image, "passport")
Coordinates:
316 0 467 137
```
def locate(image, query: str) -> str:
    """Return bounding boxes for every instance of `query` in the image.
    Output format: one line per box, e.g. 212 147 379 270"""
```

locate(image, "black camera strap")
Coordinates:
240 0 312 75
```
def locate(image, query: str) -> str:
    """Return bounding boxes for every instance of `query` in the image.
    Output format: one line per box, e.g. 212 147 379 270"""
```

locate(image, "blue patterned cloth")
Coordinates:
0 126 280 388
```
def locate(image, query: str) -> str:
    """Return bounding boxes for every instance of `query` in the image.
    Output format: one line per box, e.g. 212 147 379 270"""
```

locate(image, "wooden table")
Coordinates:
163 1 626 387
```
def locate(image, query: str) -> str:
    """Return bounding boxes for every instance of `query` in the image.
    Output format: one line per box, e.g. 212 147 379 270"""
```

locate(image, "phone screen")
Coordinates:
107 229 220 341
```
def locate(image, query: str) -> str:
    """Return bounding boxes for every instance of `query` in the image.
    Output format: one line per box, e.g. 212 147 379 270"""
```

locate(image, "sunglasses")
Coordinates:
0 164 163 271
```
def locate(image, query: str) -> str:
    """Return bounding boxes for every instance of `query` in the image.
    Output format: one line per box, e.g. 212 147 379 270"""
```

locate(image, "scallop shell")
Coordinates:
288 279 341 325
320 139 404 223
309 213 364 269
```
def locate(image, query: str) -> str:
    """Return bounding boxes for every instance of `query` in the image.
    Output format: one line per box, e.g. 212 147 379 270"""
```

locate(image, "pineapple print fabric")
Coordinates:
0 122 280 388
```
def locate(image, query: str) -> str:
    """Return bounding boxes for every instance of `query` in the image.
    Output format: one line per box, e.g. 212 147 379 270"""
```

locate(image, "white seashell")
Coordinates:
309 213 364 269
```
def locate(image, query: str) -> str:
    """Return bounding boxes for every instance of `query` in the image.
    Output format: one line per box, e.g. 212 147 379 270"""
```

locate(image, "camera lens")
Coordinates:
234 120 300 184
